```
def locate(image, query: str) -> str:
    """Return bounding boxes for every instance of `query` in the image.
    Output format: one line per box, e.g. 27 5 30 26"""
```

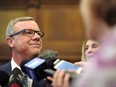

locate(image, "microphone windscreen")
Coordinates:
38 50 58 69
9 68 23 87
0 70 9 86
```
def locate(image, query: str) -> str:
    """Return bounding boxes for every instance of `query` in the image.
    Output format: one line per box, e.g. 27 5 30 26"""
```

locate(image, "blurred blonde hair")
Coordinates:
81 39 88 61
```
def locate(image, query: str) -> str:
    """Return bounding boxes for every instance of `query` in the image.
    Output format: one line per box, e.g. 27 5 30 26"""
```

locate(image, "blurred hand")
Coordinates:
70 69 78 74
52 70 70 87
46 76 53 82
74 61 88 67
74 61 88 73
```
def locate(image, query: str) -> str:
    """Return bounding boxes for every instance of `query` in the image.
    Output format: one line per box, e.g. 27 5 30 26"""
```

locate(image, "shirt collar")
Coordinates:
11 58 33 86
11 58 21 70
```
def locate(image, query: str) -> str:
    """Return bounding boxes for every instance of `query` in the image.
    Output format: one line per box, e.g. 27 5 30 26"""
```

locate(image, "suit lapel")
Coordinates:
0 61 12 75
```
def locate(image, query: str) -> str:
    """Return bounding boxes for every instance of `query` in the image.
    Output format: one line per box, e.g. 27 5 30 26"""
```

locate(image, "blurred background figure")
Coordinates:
51 38 99 87
74 39 99 71
81 39 99 61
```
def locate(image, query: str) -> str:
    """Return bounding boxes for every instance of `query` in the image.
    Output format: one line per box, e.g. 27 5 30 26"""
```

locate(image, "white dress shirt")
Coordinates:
11 58 33 87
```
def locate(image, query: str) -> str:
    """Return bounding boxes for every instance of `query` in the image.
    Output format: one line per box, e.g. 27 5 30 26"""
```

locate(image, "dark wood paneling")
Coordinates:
0 0 80 9
0 44 11 63
0 0 27 9
0 0 84 63
39 0 80 5
42 41 83 62
36 5 85 62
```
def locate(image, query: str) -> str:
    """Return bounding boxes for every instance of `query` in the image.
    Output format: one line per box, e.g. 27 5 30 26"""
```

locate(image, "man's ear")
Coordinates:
6 37 14 48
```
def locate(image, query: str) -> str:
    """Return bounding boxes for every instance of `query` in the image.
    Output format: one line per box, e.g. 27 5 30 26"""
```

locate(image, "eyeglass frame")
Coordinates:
9 29 44 38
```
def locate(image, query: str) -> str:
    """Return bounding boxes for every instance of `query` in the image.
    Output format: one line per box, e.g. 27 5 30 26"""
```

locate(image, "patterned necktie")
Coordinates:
22 72 28 87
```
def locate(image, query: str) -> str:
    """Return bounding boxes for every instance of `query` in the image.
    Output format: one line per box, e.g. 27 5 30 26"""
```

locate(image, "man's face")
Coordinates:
11 20 43 59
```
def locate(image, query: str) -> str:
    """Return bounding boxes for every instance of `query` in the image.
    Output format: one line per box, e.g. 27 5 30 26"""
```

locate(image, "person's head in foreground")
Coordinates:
80 0 116 41
73 0 116 86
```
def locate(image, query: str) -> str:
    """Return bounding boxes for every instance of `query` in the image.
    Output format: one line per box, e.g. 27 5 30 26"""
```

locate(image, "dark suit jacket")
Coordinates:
0 61 51 87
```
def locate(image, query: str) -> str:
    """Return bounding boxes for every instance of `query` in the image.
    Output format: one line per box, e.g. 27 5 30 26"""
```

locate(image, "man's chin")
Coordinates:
29 50 40 58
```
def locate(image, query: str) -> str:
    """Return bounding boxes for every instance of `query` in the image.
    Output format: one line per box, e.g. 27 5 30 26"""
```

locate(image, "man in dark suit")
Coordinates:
0 17 50 87
0 61 50 87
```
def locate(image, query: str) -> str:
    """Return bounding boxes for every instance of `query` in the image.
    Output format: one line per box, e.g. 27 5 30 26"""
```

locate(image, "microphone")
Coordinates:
20 50 80 82
9 68 23 87
38 50 58 70
20 58 48 81
38 50 81 73
20 50 58 81
21 58 78 83
0 70 9 86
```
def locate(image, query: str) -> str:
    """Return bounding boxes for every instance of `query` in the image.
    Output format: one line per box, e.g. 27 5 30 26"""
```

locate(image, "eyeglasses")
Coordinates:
9 29 44 38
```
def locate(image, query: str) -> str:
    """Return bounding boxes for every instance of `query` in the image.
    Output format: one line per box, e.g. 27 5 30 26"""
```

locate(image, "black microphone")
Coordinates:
9 68 23 87
20 50 58 81
20 50 79 82
20 58 48 81
38 50 58 70
0 70 9 86
21 58 78 83
38 50 81 73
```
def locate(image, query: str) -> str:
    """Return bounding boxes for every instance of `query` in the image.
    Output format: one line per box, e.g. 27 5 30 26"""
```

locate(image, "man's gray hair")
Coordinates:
6 16 35 38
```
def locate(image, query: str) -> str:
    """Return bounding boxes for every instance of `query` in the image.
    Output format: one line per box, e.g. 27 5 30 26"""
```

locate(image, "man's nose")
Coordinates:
32 32 41 40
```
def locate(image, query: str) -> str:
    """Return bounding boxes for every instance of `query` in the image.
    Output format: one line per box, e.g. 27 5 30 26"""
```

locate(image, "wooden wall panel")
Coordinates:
0 0 85 63
0 44 11 63
42 41 83 62
35 5 85 62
